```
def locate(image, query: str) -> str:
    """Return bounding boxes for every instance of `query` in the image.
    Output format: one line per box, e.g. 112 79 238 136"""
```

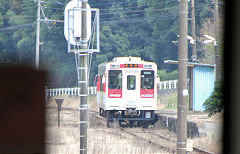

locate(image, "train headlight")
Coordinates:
145 111 151 118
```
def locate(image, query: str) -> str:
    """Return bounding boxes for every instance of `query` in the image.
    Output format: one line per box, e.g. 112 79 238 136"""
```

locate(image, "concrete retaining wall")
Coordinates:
155 114 203 138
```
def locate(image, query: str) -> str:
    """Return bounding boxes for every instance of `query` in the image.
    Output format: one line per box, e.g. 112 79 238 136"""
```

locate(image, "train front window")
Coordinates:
127 75 136 90
108 70 122 89
141 70 154 89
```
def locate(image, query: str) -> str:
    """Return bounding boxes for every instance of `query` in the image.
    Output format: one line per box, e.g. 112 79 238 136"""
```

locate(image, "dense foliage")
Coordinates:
203 80 224 116
157 69 177 81
0 0 217 87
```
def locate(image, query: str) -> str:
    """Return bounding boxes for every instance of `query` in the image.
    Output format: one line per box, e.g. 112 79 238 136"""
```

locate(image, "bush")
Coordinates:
203 80 224 116
158 69 178 81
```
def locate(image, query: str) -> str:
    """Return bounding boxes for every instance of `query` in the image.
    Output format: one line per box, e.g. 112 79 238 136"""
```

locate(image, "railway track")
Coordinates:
88 110 214 154
46 106 215 154
119 127 176 153
119 128 214 154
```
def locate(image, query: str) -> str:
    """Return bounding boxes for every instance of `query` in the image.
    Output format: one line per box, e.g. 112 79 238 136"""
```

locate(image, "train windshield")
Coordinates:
108 70 122 89
141 70 154 89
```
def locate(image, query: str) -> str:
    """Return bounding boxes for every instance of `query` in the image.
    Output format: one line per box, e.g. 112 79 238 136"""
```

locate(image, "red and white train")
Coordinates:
96 57 159 127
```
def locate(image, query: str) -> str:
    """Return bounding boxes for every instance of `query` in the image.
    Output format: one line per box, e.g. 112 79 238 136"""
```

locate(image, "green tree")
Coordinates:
203 80 224 116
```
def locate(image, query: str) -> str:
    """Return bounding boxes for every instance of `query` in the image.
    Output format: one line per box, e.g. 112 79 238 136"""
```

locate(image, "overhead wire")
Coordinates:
99 5 179 21
0 1 214 31
34 6 179 22
41 1 213 19
0 22 35 31
0 10 212 31
90 0 138 6
42 1 176 12
100 12 213 25
97 0 178 11
0 11 211 31
43 3 212 16
100 14 179 24
100 3 213 21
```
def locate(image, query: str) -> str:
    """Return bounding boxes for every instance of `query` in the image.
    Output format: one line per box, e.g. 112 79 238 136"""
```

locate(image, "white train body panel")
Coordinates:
97 57 157 113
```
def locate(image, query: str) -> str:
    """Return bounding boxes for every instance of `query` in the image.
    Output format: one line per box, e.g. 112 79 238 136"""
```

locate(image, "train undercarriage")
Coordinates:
99 108 156 127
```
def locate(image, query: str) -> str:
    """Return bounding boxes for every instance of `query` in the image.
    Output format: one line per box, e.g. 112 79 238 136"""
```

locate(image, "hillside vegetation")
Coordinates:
0 0 223 87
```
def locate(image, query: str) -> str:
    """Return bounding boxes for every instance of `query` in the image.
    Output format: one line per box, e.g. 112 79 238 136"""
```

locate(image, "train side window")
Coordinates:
108 70 122 89
141 70 154 89
127 75 136 90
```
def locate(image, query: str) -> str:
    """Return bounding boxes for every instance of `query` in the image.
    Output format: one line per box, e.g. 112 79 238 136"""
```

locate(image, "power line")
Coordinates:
100 6 179 15
35 6 179 21
44 5 211 21
46 0 144 6
101 14 179 24
100 12 212 24
2 15 35 19
98 3 212 15
99 7 178 21
0 11 212 31
100 10 177 22
99 0 178 11
47 1 65 6
90 0 138 6
90 0 213 7
40 1 213 21
0 0 214 32
42 2 213 13
0 22 35 31
43 2 178 12
44 7 64 11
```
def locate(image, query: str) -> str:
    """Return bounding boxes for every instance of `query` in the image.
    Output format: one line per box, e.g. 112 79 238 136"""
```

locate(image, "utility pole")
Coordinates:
189 0 196 110
64 1 99 153
177 0 188 153
214 0 221 82
79 0 88 153
35 0 41 69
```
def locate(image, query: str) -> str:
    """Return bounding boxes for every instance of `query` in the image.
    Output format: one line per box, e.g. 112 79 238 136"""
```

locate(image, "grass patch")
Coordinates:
158 91 178 110
165 93 178 110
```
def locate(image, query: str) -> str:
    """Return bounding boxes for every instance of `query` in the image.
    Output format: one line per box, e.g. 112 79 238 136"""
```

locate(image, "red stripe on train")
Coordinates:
108 89 122 98
140 89 154 98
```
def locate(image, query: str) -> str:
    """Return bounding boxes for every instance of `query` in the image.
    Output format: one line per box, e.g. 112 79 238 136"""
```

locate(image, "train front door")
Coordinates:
123 70 140 108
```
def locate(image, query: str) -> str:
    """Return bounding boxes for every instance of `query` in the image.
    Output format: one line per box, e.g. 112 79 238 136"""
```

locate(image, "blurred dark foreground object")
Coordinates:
0 66 46 153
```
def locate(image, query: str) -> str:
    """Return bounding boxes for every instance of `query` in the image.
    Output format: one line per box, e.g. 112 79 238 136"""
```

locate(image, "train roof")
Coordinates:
112 57 142 62
98 57 156 67
111 57 156 64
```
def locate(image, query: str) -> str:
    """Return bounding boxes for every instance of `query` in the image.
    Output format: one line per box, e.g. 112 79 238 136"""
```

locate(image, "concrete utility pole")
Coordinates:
79 0 88 153
35 0 41 69
214 0 221 82
177 0 188 153
64 1 99 153
189 0 196 110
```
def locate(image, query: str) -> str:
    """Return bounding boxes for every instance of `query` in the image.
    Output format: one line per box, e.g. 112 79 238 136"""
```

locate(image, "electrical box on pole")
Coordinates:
64 0 91 45
64 0 100 53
